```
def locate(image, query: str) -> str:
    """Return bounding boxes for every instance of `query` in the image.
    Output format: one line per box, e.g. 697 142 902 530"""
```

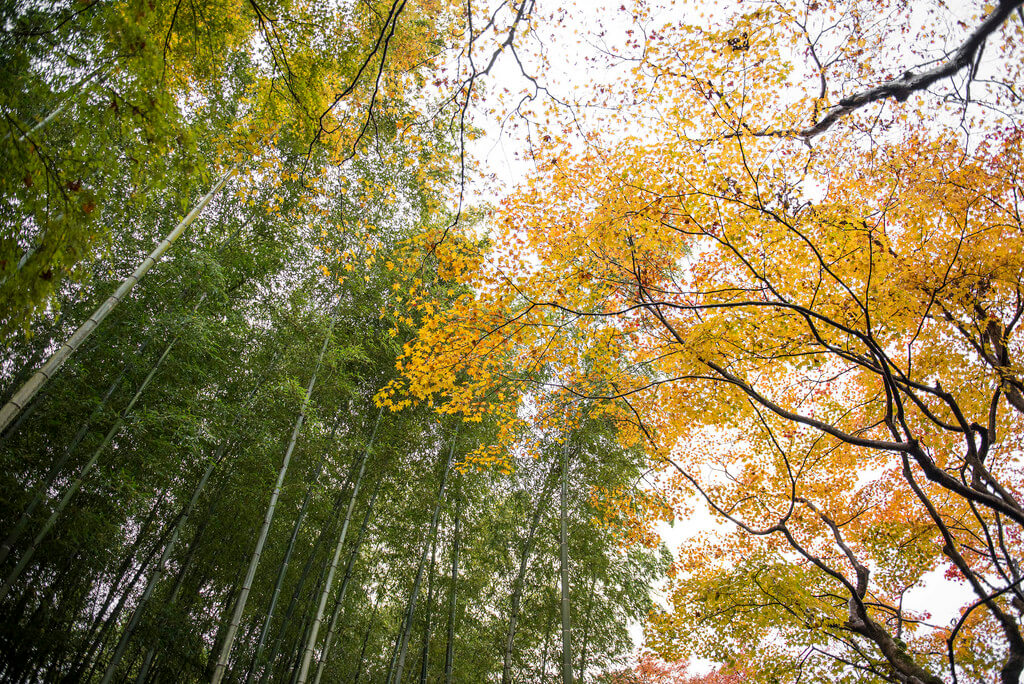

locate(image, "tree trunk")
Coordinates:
296 408 382 684
98 434 233 684
0 336 146 568
418 535 438 684
444 488 461 684
389 426 459 684
210 308 338 684
244 443 333 684
559 439 573 684
503 468 557 684
257 491 346 684
311 475 383 684
0 167 235 435
0 337 177 601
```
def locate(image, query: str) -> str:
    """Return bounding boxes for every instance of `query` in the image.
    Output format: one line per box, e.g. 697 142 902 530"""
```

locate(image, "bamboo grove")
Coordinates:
0 0 666 682
3 0 1024 683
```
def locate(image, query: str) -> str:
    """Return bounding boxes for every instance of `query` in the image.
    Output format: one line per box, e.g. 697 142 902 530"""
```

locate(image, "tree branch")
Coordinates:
800 0 1024 138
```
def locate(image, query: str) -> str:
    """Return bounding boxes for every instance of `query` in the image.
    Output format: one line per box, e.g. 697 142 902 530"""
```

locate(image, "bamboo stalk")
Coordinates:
210 306 338 684
311 475 383 684
389 425 459 684
0 166 234 435
559 438 573 684
0 338 177 601
444 485 461 684
295 408 383 684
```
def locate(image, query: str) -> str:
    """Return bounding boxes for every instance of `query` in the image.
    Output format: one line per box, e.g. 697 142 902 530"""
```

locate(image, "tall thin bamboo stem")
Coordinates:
389 425 459 684
134 496 215 684
98 434 233 684
210 306 338 684
502 468 557 684
0 166 234 435
0 336 147 568
444 487 461 684
418 536 438 684
1 64 106 145
559 438 573 684
296 408 382 684
311 475 383 684
132 361 274 684
353 583 384 684
257 492 346 684
0 338 176 601
577 574 597 681
244 439 334 684
66 485 169 678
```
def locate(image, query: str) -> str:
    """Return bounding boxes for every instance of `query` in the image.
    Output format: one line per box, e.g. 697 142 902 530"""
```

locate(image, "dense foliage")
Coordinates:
1 1 666 682
3 0 1024 683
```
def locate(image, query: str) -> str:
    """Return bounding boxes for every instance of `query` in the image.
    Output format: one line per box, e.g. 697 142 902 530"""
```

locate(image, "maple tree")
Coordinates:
384 0 1024 682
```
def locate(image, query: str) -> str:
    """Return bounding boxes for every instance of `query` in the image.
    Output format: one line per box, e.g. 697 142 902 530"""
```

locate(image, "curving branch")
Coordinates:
800 0 1024 138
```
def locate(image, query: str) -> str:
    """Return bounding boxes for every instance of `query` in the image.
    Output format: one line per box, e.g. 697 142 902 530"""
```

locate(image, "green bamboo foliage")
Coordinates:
560 437 575 684
0 4 669 682
211 302 342 684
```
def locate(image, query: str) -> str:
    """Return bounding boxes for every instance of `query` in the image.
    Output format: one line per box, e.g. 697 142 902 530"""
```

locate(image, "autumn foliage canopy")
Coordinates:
381 0 1024 681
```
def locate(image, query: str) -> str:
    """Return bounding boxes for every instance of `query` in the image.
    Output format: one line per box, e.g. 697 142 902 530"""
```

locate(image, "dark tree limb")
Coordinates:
800 0 1024 138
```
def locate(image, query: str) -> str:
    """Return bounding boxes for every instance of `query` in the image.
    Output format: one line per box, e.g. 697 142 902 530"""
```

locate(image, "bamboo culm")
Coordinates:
0 336 147 568
133 362 272 684
1 64 106 145
0 166 234 435
98 435 233 684
134 497 214 684
78 520 175 683
502 468 557 684
262 462 362 684
541 608 555 681
296 408 383 684
65 486 170 678
559 439 573 684
211 307 339 684
418 536 438 684
389 426 459 684
244 445 333 684
311 475 384 684
257 492 347 684
2 274 214 568
444 489 461 684
353 584 384 684
0 337 177 601
283 544 334 684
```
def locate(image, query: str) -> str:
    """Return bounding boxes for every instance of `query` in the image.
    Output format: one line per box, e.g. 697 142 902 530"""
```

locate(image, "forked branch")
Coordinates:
800 0 1024 138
